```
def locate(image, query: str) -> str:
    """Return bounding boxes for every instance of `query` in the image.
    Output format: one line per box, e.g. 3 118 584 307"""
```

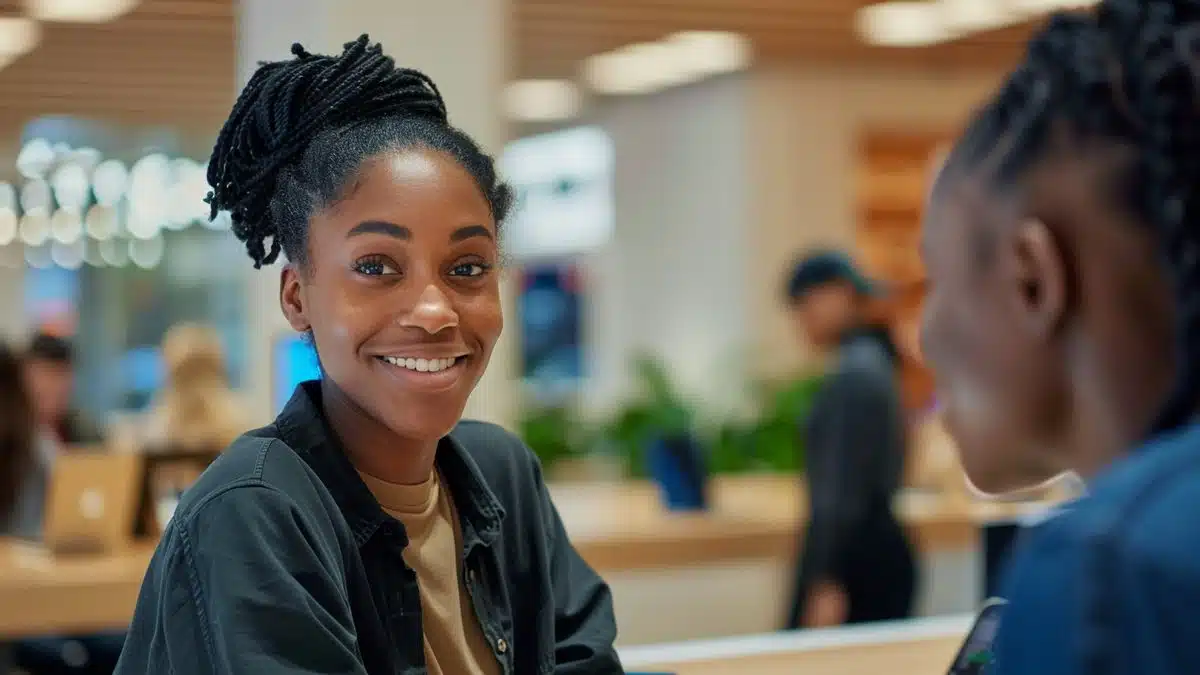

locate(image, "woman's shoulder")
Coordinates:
170 429 348 541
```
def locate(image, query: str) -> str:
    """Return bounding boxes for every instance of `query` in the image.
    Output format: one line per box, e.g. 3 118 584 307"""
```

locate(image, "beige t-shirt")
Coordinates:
358 470 500 675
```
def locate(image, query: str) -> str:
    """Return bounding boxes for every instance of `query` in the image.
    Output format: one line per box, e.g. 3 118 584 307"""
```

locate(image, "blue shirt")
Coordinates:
992 422 1200 674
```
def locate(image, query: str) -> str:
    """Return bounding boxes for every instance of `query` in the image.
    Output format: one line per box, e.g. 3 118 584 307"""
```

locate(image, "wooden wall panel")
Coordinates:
857 130 950 413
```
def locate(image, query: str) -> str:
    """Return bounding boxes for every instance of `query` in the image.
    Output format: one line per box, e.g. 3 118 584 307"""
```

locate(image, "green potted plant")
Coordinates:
517 404 583 475
708 373 824 475
600 355 708 509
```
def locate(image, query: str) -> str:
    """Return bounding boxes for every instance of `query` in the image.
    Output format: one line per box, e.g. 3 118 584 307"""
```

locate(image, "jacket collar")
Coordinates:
274 381 505 549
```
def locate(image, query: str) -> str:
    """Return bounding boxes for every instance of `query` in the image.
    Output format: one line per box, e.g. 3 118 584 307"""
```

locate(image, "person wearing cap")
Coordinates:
782 250 917 629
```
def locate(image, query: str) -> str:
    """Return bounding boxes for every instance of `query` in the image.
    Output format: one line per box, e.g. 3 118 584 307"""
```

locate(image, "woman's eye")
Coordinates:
353 256 398 276
451 262 490 277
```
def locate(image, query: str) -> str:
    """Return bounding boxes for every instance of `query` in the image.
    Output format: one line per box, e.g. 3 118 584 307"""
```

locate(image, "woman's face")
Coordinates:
281 147 503 443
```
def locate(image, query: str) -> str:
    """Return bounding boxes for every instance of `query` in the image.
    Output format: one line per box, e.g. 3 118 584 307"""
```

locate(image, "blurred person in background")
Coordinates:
0 342 38 540
782 250 916 629
0 342 125 675
25 333 102 446
922 2 1200 672
142 322 246 453
115 36 620 675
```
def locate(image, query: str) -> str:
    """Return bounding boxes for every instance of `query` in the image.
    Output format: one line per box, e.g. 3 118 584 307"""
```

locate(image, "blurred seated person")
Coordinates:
782 250 918 629
25 332 103 446
141 322 246 455
0 344 124 675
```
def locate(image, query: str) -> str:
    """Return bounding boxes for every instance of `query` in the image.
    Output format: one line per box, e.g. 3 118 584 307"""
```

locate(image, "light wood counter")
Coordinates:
557 475 1054 571
620 615 970 675
0 540 154 638
0 476 1051 639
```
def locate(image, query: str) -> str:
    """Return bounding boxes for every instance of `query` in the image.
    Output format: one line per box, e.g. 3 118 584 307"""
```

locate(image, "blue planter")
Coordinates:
647 435 709 512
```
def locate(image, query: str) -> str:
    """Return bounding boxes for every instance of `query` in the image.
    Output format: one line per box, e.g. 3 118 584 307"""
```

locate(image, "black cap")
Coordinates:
785 250 882 302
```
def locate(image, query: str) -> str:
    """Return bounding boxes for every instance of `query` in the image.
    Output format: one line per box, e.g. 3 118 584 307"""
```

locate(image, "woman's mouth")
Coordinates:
377 355 463 373
373 355 469 392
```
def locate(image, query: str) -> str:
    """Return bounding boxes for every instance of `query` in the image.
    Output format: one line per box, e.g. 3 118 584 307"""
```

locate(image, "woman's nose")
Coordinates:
400 283 458 334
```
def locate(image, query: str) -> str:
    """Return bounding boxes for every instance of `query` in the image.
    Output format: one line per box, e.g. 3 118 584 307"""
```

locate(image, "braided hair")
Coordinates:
944 0 1200 436
206 34 513 269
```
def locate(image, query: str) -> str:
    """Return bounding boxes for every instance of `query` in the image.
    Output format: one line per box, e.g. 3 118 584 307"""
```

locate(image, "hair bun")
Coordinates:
206 34 449 267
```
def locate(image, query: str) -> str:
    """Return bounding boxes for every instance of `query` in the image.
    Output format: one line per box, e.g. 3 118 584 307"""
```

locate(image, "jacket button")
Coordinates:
496 638 508 654
467 569 476 583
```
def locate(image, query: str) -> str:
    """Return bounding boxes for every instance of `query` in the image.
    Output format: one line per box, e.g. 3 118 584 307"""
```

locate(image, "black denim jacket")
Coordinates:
114 382 623 675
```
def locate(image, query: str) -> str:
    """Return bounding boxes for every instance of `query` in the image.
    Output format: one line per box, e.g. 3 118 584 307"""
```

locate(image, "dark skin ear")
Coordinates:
1006 218 1068 338
279 264 311 333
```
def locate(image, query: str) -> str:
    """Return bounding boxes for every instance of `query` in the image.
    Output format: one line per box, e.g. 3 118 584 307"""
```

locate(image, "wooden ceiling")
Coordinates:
0 0 233 154
0 0 1039 162
515 0 1037 78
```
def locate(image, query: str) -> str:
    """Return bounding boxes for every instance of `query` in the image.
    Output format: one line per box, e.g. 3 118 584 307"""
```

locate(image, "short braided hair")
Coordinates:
944 1 1200 435
206 34 513 269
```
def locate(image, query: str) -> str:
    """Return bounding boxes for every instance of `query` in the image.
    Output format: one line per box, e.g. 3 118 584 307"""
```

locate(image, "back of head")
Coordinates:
0 343 34 520
941 0 1200 436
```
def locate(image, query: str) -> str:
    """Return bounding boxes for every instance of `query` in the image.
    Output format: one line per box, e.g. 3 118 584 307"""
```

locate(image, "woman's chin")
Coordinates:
962 469 1064 500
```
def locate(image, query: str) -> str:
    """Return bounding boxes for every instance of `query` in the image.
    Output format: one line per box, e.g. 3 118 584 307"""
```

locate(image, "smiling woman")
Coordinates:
113 35 622 675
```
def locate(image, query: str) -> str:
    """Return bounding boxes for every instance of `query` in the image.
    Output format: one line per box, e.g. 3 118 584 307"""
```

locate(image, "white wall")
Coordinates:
746 65 1004 374
585 74 752 418
578 65 1003 418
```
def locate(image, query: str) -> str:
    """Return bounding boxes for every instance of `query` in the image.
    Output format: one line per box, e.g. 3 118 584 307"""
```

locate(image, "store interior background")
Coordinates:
0 0 1081 655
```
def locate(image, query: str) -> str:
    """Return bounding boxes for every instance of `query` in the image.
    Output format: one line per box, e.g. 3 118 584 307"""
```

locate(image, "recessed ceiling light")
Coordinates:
0 17 40 56
584 31 752 96
1009 0 1098 10
503 79 582 123
857 2 950 47
664 31 752 77
25 0 140 22
585 43 675 95
940 0 1024 33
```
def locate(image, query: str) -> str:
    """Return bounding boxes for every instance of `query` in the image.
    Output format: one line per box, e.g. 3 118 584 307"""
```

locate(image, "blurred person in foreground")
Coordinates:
922 2 1200 672
25 332 102 446
0 343 125 674
114 36 620 675
142 322 246 453
782 251 916 629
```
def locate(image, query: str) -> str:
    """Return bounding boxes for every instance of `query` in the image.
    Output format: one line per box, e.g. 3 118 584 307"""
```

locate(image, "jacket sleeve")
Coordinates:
799 367 891 585
533 461 623 674
115 485 369 675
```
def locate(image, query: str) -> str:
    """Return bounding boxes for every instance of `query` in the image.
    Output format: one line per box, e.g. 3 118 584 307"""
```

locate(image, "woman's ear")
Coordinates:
1005 217 1068 338
279 264 311 333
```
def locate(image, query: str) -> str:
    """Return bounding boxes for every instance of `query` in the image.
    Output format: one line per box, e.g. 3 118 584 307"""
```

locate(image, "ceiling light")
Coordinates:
586 41 698 95
1009 0 1098 10
940 0 1024 33
664 31 752 77
25 0 140 23
503 79 582 123
0 208 15 246
0 17 40 56
16 140 55 180
857 2 952 47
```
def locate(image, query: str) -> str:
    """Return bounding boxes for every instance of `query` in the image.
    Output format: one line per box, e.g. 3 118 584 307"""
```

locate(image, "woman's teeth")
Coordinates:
382 356 458 373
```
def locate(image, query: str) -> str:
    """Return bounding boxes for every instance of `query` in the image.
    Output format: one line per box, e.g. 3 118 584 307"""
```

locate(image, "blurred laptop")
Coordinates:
43 448 143 555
